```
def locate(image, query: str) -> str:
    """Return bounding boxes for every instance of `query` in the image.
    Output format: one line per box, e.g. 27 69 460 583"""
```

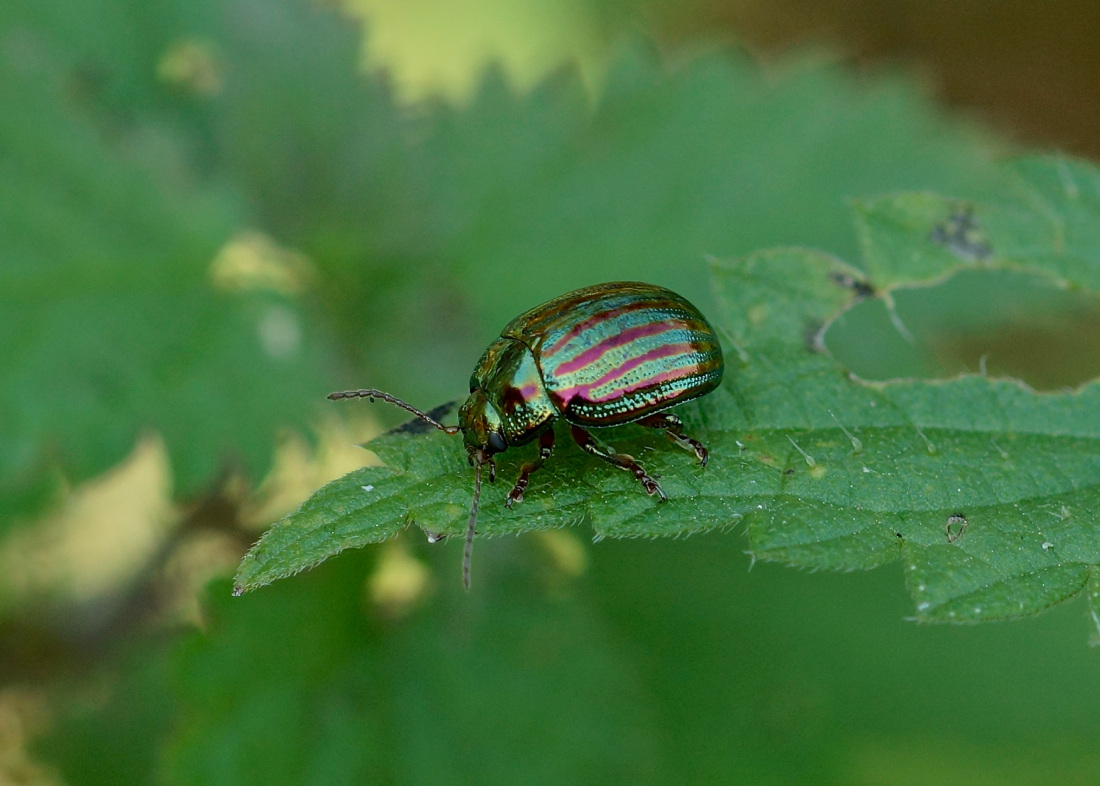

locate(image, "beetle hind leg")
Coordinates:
569 425 667 501
506 429 555 508
637 413 709 467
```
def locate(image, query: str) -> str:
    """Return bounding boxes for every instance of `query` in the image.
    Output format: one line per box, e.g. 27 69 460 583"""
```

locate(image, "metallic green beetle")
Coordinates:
330 281 724 587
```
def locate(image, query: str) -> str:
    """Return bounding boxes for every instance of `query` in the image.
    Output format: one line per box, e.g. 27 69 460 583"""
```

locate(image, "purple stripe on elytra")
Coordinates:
553 343 698 404
550 321 682 375
543 300 658 354
587 366 702 403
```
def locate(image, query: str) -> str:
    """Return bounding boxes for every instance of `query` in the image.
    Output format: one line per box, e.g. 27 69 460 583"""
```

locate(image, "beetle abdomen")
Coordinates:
503 282 723 426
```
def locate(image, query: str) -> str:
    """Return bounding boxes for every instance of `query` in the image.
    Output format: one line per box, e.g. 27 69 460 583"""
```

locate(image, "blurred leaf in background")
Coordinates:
0 0 332 532
347 0 603 101
3 0 1100 784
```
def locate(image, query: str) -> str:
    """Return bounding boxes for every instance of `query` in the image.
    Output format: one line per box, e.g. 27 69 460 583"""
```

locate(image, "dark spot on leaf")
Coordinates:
930 205 991 261
389 400 458 435
784 468 795 475
829 271 875 298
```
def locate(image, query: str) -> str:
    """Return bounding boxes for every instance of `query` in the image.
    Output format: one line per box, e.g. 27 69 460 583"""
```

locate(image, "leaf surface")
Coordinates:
239 156 1100 629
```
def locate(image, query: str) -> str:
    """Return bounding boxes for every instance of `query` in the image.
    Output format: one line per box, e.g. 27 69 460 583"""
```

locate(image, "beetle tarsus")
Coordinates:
644 477 668 501
637 412 710 467
506 430 555 509
570 425 668 500
628 460 666 501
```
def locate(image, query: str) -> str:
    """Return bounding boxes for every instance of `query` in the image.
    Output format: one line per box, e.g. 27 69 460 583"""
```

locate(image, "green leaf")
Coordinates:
0 8 329 525
238 155 1100 631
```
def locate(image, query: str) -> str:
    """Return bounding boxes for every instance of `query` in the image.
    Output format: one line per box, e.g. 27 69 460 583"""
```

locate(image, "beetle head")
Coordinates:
458 389 508 457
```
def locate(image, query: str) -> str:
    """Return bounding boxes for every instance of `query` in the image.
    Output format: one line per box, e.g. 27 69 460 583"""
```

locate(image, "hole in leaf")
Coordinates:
824 269 1100 390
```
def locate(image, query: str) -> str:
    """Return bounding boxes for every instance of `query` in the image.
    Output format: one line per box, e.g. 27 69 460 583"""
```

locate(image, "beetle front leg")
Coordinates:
506 429 555 508
569 425 667 501
636 412 709 467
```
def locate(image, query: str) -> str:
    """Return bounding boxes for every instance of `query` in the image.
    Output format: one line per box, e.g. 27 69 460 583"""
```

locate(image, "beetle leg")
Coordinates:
506 429 555 508
636 413 709 467
569 425 667 501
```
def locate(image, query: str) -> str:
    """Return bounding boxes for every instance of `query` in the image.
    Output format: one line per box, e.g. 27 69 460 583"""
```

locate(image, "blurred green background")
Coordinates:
3 0 1100 783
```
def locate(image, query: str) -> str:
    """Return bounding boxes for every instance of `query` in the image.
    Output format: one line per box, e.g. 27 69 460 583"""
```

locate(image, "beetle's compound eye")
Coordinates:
486 431 507 455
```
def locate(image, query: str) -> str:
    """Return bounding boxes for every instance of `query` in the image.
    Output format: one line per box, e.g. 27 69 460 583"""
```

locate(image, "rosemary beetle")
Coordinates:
330 281 724 587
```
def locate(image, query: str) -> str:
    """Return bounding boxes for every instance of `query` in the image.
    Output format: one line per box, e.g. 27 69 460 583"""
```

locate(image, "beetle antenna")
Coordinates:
463 456 483 590
328 388 461 434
